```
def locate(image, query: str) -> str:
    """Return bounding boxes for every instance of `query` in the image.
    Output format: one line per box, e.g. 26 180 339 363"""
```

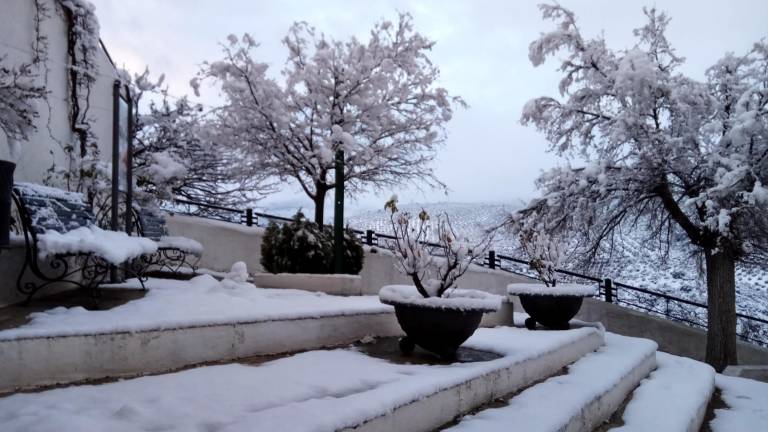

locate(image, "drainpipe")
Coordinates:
0 159 15 247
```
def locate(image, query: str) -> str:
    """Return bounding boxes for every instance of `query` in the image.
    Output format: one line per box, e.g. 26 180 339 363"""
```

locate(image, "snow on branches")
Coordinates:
194 14 465 223
385 196 491 298
515 3 768 264
129 68 274 207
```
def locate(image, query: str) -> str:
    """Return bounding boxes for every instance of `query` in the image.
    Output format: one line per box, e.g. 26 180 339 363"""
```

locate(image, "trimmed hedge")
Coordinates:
261 212 363 275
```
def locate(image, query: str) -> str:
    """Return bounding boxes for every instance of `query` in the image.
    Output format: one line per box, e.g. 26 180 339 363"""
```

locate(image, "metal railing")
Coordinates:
162 199 768 346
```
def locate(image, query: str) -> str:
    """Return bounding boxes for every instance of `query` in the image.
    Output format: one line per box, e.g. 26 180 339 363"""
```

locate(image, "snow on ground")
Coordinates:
0 275 391 340
0 326 600 432
612 352 715 432
710 374 768 431
446 333 656 432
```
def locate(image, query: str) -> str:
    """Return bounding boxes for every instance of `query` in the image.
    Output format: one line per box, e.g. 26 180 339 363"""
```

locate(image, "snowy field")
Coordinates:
348 202 768 322
0 274 390 340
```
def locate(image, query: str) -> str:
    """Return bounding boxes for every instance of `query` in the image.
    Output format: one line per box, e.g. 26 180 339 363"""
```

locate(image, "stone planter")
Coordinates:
508 283 596 330
379 285 501 359
0 160 15 247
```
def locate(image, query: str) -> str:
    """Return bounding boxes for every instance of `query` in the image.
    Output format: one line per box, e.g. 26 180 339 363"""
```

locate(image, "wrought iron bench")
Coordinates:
134 207 202 275
11 183 157 302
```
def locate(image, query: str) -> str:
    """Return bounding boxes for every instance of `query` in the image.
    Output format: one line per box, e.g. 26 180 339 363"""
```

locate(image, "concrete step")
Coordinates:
445 333 657 432
608 352 715 432
0 305 402 393
0 326 605 432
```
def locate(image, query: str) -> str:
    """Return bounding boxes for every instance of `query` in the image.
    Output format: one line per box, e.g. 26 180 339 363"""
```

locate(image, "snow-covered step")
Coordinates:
0 276 402 392
0 326 604 432
446 333 657 432
709 374 768 431
610 352 715 432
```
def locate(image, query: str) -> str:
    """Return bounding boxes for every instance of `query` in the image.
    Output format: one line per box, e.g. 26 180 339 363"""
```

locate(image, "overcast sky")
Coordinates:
90 0 768 213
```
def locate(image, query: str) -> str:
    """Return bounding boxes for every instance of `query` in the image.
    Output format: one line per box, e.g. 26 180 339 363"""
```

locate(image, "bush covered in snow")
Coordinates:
261 212 363 275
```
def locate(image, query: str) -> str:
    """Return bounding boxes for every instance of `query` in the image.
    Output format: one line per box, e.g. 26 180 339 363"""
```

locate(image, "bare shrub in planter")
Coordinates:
508 222 595 330
379 196 500 357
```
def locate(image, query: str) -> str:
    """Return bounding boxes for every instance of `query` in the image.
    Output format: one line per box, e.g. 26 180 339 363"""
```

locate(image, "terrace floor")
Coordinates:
0 288 146 332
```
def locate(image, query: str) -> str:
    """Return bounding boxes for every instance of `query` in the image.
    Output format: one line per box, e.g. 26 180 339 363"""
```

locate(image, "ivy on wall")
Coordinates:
32 0 108 205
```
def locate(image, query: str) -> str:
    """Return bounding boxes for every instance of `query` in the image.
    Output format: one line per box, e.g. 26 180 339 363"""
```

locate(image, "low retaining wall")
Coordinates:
252 273 363 296
574 298 768 365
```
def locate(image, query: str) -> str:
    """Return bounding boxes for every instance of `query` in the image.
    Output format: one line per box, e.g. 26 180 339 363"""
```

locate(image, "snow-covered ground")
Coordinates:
711 374 768 431
0 274 390 340
0 326 599 432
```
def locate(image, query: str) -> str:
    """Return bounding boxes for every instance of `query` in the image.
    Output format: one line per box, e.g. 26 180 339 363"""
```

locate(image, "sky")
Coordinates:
90 0 768 214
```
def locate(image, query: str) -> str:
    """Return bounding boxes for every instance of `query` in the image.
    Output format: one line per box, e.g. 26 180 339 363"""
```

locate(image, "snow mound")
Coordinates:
379 285 502 312
507 282 597 297
37 226 158 265
226 261 249 283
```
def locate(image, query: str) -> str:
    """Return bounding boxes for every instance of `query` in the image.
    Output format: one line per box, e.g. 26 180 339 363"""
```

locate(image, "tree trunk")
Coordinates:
704 249 738 372
313 186 327 225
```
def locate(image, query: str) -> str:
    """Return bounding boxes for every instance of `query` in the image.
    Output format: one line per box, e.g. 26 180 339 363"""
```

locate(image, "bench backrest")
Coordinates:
13 183 94 237
136 208 168 240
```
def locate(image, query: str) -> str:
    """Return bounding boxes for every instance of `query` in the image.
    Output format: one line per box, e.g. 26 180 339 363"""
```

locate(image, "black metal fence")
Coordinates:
161 199 768 346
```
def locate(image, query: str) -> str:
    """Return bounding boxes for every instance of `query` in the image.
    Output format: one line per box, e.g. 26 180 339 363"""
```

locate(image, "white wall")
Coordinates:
164 214 533 295
0 0 119 182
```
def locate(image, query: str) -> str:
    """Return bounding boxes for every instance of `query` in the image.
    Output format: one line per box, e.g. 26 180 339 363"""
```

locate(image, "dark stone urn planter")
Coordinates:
0 160 15 247
379 285 501 359
507 283 596 330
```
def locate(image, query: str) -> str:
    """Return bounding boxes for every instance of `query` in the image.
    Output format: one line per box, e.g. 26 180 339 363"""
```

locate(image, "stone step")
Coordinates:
0 326 605 432
445 333 657 432
608 352 715 432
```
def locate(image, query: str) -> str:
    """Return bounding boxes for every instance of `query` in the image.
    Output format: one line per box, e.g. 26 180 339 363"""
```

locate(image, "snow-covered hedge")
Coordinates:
260 212 363 275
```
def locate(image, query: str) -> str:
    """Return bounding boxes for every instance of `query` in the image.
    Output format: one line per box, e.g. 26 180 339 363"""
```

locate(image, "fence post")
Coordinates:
245 208 253 226
604 278 613 303
488 250 496 270
366 230 374 246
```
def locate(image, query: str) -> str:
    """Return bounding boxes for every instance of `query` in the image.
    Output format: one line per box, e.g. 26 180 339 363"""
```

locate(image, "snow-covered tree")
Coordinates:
0 57 46 159
512 4 768 371
193 14 465 223
385 196 491 298
129 69 274 208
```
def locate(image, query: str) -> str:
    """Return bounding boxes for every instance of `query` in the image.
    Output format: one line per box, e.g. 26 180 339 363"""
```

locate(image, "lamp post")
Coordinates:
333 149 345 274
